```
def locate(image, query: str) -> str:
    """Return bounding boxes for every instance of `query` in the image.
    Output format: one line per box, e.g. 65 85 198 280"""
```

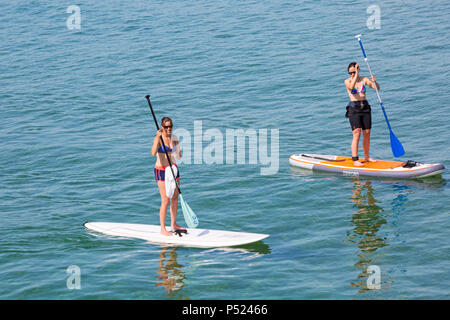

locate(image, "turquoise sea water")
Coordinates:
1 0 449 299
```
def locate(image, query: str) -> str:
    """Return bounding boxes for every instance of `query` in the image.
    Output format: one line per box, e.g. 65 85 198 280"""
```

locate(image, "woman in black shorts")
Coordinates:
344 62 380 166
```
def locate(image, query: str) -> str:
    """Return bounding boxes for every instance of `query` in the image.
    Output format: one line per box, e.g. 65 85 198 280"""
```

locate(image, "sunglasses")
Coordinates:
348 71 356 75
163 125 173 129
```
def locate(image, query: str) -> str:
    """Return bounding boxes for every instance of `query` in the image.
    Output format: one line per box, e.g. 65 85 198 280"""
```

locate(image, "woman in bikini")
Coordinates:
151 117 186 236
344 62 380 166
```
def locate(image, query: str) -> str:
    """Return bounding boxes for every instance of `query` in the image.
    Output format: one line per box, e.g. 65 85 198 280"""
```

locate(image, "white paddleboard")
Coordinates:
84 222 269 248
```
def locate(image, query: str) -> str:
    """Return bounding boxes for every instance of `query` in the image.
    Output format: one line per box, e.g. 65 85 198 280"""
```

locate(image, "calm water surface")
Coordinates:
0 0 449 299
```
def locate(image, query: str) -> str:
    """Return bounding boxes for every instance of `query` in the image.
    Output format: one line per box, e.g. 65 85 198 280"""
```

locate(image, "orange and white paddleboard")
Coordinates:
289 154 444 179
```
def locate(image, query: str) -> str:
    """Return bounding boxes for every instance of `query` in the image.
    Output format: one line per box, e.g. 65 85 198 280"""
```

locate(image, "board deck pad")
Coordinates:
325 156 403 169
84 222 269 248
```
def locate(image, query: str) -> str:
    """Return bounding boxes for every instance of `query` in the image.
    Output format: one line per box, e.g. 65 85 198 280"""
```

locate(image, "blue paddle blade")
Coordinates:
179 194 199 228
390 130 405 157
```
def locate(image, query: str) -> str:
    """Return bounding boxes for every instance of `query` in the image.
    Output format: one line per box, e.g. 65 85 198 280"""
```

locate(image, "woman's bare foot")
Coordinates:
171 224 186 232
364 158 377 163
160 229 173 236
353 160 364 167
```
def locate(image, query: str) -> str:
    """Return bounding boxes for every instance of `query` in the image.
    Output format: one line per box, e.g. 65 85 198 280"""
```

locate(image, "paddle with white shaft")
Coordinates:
145 95 199 229
355 34 405 158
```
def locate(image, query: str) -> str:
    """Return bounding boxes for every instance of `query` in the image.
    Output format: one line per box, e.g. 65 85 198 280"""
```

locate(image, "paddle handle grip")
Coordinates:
355 35 367 59
146 95 160 130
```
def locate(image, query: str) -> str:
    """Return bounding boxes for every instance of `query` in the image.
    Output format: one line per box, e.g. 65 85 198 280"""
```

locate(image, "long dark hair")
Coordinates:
347 61 358 71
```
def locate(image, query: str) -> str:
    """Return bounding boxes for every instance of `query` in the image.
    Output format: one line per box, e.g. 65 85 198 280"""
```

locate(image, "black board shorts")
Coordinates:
346 100 372 131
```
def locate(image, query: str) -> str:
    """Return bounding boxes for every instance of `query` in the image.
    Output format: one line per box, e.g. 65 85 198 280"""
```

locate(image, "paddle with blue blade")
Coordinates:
145 95 199 229
355 34 405 158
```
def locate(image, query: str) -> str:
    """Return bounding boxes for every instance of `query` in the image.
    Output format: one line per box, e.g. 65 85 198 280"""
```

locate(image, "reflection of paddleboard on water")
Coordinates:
84 222 269 248
289 154 445 179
